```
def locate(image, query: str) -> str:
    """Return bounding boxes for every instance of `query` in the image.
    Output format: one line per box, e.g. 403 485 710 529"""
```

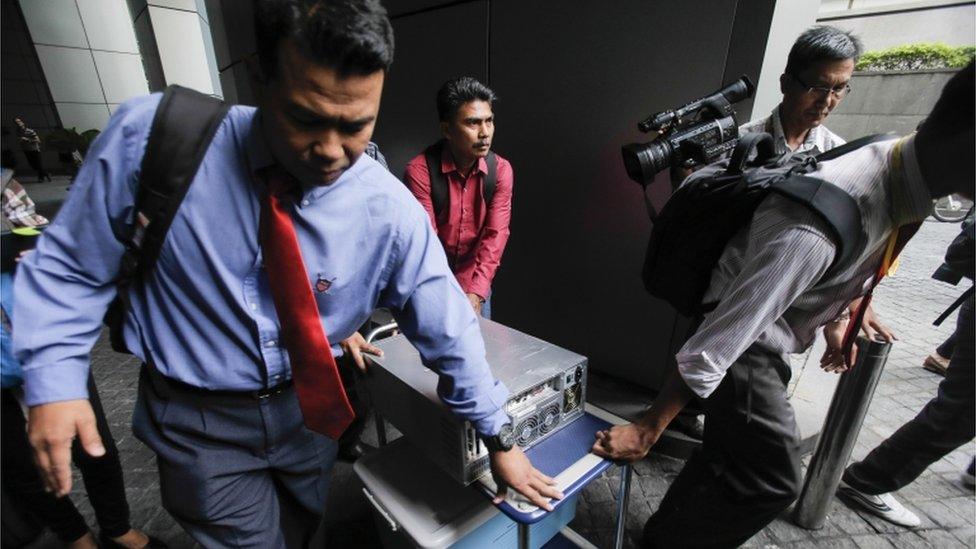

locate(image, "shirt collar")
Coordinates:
770 105 824 155
440 143 487 176
245 110 365 202
891 133 934 226
245 111 276 175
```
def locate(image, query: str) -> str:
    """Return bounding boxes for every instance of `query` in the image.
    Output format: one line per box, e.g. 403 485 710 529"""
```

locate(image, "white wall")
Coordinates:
749 0 823 123
129 0 223 97
19 0 150 130
819 1 976 51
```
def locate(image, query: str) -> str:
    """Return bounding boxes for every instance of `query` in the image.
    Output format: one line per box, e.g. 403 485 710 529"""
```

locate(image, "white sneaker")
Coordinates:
837 481 921 528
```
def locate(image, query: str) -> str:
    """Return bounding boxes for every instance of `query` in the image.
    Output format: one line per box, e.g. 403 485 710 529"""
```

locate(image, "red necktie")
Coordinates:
259 169 354 438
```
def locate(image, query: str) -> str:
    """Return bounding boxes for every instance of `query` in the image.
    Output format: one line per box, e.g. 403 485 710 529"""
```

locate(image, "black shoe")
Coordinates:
99 532 168 548
337 440 377 463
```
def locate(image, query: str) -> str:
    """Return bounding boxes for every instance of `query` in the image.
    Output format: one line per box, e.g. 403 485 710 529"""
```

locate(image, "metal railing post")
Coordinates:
793 336 891 529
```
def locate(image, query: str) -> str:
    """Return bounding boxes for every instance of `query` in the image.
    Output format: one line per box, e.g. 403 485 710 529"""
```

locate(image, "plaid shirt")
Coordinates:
2 179 48 229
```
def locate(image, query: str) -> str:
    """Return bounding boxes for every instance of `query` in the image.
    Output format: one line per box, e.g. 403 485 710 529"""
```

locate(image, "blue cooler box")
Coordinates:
355 437 578 549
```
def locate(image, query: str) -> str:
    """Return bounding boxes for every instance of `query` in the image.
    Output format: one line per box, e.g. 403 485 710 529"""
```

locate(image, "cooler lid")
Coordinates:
354 438 499 548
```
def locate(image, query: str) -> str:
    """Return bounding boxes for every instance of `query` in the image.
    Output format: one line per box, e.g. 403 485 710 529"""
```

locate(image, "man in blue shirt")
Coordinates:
14 1 560 546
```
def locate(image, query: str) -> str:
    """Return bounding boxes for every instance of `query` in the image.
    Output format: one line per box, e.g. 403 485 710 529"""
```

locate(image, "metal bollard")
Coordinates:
793 336 891 530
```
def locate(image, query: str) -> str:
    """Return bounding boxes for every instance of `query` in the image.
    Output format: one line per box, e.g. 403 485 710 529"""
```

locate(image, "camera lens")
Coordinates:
621 140 672 183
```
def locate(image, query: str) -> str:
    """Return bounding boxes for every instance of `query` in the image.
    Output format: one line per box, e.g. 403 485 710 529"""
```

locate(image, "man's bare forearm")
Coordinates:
637 368 695 435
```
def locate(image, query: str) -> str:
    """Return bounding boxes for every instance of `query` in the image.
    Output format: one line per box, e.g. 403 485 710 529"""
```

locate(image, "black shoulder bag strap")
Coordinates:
815 133 896 162
770 175 864 271
107 85 229 353
424 140 448 218
484 150 498 205
425 140 499 217
726 132 776 175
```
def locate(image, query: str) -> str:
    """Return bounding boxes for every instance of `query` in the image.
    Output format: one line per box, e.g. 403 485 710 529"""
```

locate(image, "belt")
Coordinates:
141 362 293 402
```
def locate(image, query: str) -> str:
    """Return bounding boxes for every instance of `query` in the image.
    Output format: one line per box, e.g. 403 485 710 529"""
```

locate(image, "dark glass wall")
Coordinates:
373 0 774 389
208 0 776 388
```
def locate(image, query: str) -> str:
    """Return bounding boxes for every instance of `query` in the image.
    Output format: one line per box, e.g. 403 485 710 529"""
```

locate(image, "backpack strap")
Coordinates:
108 85 229 353
484 150 498 205
770 175 864 271
815 133 895 162
934 285 974 326
424 140 448 218
425 140 500 215
125 85 230 278
726 132 776 175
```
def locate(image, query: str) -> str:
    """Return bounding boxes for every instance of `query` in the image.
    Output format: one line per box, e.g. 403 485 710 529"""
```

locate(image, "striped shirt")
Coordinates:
739 105 846 156
677 135 933 398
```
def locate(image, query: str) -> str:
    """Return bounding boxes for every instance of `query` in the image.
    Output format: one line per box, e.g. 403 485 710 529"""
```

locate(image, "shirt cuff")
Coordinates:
22 362 90 406
473 408 510 437
471 379 510 436
675 350 726 399
465 278 491 301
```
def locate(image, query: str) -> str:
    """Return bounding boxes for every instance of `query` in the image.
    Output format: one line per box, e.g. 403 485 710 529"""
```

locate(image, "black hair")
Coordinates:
785 25 862 76
919 61 975 137
254 0 394 79
436 77 497 121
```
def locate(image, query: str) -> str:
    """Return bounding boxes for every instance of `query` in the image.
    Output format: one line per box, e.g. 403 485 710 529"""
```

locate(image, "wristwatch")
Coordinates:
482 423 515 452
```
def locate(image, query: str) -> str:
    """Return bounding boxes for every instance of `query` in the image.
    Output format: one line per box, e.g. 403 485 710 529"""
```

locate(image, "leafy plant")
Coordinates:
856 43 975 71
44 127 101 155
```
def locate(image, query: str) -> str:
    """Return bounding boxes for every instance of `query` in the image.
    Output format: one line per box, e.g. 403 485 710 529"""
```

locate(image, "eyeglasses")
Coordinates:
789 73 852 99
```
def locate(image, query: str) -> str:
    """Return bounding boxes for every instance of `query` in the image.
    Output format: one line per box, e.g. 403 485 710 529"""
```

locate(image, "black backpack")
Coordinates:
105 85 230 353
424 139 498 218
642 131 894 317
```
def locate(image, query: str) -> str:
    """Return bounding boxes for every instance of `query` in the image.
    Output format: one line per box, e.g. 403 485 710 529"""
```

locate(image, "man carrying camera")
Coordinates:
404 77 513 319
739 25 856 156
594 64 976 548
743 26 896 343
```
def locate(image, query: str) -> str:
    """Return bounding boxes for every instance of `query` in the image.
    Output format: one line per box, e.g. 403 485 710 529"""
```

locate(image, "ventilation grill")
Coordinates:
539 404 561 434
515 416 539 446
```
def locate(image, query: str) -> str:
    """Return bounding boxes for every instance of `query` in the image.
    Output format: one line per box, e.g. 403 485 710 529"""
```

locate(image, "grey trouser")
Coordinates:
132 366 337 548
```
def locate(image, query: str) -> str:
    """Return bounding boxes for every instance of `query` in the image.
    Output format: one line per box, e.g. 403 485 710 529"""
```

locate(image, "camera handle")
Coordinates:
726 132 776 175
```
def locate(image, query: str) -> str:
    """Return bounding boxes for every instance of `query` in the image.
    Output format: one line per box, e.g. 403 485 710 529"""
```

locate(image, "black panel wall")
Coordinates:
373 0 775 389
371 1 489 175
486 1 735 389
211 0 777 389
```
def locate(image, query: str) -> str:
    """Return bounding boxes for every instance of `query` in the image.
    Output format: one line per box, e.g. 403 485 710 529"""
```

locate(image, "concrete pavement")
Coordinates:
11 176 974 548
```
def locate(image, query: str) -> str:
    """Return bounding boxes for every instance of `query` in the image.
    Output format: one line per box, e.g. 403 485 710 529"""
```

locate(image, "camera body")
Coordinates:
622 76 754 183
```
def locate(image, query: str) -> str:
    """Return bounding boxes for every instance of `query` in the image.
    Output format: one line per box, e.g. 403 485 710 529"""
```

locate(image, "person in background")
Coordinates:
1 175 163 549
13 118 51 182
593 63 975 548
404 77 513 319
838 216 975 526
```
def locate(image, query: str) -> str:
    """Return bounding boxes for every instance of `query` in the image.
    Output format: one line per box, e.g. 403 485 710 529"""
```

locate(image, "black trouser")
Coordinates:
0 374 131 542
22 150 49 180
643 345 802 549
937 331 957 359
845 295 974 494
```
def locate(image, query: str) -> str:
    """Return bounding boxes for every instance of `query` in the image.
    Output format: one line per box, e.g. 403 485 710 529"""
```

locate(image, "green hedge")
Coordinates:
856 43 975 71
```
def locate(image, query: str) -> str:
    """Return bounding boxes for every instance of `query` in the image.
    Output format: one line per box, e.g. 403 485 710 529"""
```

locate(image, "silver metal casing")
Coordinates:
363 318 587 485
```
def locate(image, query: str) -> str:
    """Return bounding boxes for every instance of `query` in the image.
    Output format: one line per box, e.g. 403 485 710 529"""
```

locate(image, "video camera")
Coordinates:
621 75 755 184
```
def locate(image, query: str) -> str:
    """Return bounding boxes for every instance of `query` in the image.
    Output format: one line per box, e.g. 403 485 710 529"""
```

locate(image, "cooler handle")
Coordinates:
362 488 398 532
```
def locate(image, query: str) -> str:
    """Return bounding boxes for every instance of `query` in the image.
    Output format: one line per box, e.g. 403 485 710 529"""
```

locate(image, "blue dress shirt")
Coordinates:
12 93 510 435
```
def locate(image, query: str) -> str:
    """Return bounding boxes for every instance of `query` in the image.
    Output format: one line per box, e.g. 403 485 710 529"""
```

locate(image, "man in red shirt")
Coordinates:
404 77 513 318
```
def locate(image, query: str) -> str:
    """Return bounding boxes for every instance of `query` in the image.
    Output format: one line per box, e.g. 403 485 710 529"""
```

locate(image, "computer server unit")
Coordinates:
363 319 587 485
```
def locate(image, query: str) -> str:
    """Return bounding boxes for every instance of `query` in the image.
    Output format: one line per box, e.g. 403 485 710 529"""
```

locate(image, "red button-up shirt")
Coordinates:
404 146 513 300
